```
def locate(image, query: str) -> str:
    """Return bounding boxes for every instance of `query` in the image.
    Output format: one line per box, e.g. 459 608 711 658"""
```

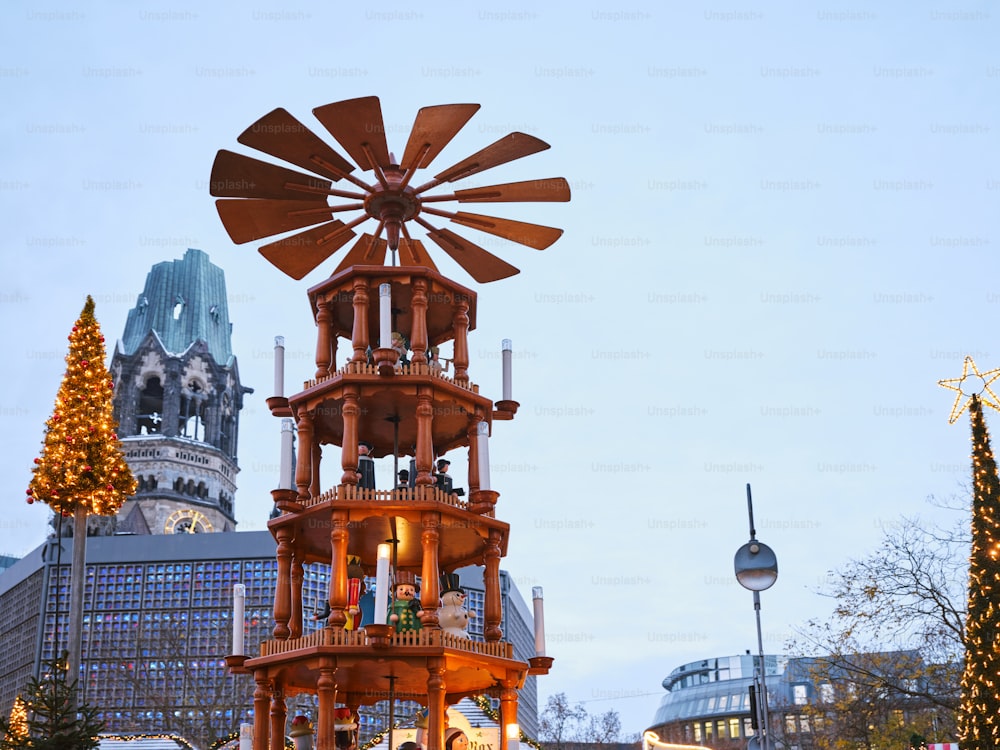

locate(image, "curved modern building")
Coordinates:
648 654 786 749
647 651 956 750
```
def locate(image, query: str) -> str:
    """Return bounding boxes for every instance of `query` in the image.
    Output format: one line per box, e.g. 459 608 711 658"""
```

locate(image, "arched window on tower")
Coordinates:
137 376 165 435
181 379 206 441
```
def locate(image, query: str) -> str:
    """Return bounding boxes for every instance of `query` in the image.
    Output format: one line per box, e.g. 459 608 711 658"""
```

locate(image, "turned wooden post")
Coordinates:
341 386 361 486
483 528 503 641
328 509 350 629
310 439 322 499
290 551 304 638
317 662 337 750
269 682 286 750
315 297 332 379
452 297 470 383
414 386 435 486
419 511 441 627
351 277 370 363
426 657 446 750
253 672 270 750
273 526 293 639
499 685 520 750
410 277 429 366
295 409 314 502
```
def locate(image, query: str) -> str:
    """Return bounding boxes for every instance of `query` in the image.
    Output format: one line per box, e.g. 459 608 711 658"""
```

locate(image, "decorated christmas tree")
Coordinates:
957 394 1000 749
26 295 135 516
25 296 136 688
0 657 103 750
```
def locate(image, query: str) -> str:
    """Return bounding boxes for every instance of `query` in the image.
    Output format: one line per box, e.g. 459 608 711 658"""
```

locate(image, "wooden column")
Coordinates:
317 661 336 750
269 682 286 750
414 386 434 486
426 657 446 750
499 685 520 750
295 409 314 502
328 508 350 629
253 672 270 750
483 529 503 641
410 277 429 366
310 440 322 499
452 298 470 383
341 386 361 486
273 526 293 639
315 297 332 379
290 550 304 639
350 277 370 363
419 511 441 628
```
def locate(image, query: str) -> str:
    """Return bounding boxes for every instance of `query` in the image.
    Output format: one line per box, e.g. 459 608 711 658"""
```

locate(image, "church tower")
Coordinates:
109 247 253 534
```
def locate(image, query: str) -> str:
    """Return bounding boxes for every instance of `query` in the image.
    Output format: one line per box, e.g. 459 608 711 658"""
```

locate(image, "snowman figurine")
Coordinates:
438 573 473 638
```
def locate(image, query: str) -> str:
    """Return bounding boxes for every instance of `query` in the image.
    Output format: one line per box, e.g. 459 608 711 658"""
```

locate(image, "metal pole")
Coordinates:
753 590 771 748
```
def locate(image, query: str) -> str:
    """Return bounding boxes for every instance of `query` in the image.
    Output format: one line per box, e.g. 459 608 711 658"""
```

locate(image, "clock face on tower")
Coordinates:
164 509 214 534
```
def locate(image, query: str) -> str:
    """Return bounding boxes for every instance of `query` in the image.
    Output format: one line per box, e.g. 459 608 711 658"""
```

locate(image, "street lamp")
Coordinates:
733 484 778 750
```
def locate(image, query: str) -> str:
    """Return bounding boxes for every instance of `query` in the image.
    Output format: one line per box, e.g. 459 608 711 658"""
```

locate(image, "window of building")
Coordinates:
784 715 798 734
729 718 741 738
793 684 808 705
743 717 755 737
818 682 833 703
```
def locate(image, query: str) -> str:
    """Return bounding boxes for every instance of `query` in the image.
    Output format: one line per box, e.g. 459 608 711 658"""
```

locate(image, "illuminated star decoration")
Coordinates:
938 356 1000 424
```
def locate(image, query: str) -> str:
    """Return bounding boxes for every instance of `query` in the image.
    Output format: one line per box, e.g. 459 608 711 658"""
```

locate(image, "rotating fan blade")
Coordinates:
396 237 439 273
425 227 520 283
447 211 563 250
399 104 480 171
258 220 356 280
210 150 333 200
237 108 356 181
333 233 388 274
215 199 335 244
432 133 550 184
313 96 391 171
452 177 571 203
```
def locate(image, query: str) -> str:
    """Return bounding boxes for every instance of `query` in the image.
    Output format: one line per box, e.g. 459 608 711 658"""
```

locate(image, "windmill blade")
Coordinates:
216 199 337 244
313 96 391 171
399 104 481 171
237 107 356 181
210 150 333 200
333 233 388 274
258 220 356 280
427 209 563 250
451 177 571 203
425 227 520 283
431 133 550 185
396 238 439 273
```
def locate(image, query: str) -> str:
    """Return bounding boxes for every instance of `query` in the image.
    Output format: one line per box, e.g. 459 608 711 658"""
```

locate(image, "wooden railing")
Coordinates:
303 361 479 394
260 628 513 658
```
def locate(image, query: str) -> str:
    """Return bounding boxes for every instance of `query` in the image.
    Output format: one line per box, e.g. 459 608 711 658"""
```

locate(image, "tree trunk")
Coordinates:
66 506 88 705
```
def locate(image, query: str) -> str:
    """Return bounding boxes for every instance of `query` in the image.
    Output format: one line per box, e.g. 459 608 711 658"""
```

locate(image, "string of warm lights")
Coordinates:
25 295 136 515
469 695 542 750
100 732 197 749
4 696 28 745
956 394 1000 750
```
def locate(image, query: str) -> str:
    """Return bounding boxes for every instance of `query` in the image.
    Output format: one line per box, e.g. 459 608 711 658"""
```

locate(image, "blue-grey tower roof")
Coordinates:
120 248 234 363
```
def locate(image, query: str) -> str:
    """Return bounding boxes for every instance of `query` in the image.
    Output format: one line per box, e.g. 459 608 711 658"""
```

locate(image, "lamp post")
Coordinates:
733 483 778 750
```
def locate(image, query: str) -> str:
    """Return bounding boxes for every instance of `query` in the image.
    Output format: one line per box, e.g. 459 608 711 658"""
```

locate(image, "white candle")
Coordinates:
477 421 491 491
233 583 246 655
280 418 295 490
532 586 545 656
239 723 253 750
373 543 391 625
379 283 392 350
274 336 285 397
506 723 520 750
501 339 512 401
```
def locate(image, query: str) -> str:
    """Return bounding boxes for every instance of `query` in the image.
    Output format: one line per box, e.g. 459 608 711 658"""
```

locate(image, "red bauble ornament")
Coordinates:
62 511 71 517
26 488 32 495
83 465 92 472
33 457 40 464
27 497 34 504
106 484 114 491
81 360 89 367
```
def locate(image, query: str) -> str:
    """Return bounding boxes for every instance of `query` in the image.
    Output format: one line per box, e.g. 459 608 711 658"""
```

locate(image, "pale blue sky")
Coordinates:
2 0 997 735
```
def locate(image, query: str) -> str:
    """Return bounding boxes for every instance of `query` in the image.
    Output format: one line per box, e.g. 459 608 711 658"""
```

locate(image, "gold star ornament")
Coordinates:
938 355 1000 424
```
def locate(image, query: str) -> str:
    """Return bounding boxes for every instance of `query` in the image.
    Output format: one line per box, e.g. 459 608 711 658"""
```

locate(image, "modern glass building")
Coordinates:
0 531 538 749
